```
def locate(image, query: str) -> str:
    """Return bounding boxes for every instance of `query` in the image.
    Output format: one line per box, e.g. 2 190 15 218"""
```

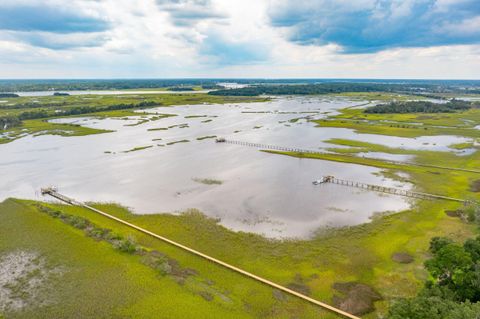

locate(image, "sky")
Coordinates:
0 0 479 79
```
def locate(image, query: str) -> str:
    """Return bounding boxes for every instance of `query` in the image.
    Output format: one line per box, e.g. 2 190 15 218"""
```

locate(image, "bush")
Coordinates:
36 204 141 255
85 227 111 240
113 236 138 254
64 215 90 229
464 205 480 223
155 259 173 276
429 237 453 254
104 232 123 242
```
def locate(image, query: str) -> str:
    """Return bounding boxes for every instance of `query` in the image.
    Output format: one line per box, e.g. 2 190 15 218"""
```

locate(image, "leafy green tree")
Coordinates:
388 236 480 318
425 243 472 286
429 237 454 254
465 237 480 262
364 100 472 114
388 294 480 319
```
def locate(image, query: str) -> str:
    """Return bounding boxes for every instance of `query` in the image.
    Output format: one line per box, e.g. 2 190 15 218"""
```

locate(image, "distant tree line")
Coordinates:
0 79 224 92
201 84 224 90
0 79 479 93
0 100 158 130
167 87 195 91
207 83 458 96
0 101 68 110
0 93 19 98
364 100 474 114
0 116 21 129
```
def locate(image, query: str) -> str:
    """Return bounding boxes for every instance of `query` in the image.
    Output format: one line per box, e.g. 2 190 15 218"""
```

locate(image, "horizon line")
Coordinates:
0 77 479 81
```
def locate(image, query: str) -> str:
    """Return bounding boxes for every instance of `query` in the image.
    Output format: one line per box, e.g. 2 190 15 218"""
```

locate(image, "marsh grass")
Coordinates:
166 140 189 145
261 105 480 315
1 200 260 318
185 115 208 118
196 135 217 141
192 178 223 185
1 95 479 317
123 145 153 153
0 93 266 144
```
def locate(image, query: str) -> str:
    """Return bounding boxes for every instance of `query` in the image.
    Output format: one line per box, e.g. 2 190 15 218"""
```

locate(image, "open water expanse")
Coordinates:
0 96 473 238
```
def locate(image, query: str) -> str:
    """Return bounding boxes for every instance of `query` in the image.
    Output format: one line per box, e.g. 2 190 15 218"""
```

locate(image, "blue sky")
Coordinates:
0 0 478 78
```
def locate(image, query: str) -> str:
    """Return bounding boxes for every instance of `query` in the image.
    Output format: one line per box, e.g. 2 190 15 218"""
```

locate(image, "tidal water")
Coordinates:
0 97 472 238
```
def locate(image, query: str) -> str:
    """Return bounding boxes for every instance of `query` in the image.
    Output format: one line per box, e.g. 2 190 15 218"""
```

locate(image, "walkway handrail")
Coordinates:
41 189 360 319
219 139 480 174
318 177 472 204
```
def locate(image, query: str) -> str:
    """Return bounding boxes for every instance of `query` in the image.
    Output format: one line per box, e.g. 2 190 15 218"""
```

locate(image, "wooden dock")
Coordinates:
217 139 480 174
41 187 80 205
218 139 320 154
315 176 472 204
40 187 360 319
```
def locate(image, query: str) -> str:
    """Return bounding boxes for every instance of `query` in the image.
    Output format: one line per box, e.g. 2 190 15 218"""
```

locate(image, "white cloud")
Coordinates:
0 0 478 78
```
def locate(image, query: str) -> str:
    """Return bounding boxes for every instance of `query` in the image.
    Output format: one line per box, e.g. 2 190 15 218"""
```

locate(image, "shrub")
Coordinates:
429 237 453 254
65 215 90 229
155 260 173 276
85 227 111 240
113 236 138 254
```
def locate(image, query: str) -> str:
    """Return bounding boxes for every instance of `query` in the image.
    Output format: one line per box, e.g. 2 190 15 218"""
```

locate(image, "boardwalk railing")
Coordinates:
40 188 360 319
219 139 321 154
315 176 472 204
41 187 80 205
217 139 480 174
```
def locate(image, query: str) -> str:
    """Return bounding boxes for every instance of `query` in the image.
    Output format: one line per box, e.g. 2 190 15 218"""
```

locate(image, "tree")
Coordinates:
429 237 453 254
465 237 480 262
388 293 480 319
425 243 472 286
388 236 480 318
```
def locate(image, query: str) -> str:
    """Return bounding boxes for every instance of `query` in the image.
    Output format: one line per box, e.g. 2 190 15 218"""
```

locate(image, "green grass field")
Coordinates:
329 106 480 127
0 199 334 319
313 106 480 138
314 118 480 138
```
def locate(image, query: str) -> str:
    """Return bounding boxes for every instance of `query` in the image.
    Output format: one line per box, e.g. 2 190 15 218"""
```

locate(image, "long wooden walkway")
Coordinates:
40 187 360 319
220 139 320 154
315 176 471 204
217 139 480 174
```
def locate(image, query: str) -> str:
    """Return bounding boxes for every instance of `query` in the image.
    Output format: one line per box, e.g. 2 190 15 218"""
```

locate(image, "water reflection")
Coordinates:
1 97 466 238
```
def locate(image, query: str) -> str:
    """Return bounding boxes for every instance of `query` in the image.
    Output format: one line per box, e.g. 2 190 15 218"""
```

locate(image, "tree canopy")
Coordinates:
364 100 473 114
387 234 480 318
